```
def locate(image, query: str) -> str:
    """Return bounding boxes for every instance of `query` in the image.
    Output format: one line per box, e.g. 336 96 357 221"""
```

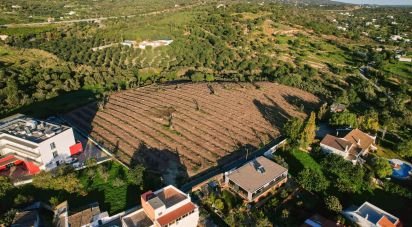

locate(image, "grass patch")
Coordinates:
277 148 322 176
2 161 162 215
383 61 412 80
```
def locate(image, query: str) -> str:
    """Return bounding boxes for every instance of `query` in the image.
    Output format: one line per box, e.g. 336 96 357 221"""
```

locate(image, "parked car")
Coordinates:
72 162 82 168
64 157 78 164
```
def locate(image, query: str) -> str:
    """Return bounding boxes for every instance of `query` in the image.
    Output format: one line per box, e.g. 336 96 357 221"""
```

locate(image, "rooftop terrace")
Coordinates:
0 114 70 143
356 202 398 225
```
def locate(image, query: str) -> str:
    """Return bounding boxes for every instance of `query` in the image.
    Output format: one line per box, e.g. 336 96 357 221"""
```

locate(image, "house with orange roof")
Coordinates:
121 185 199 227
343 202 402 227
320 129 377 164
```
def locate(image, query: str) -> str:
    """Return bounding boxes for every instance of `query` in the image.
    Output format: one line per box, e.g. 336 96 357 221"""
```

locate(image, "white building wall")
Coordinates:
0 134 42 164
320 144 348 159
37 128 75 165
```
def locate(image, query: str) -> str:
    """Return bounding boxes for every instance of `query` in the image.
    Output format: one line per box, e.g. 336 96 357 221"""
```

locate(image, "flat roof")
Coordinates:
226 156 287 193
356 202 398 225
122 209 153 227
0 114 70 144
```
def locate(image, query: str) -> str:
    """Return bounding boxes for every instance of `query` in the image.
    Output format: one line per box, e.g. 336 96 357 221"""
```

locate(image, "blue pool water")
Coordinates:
391 162 412 179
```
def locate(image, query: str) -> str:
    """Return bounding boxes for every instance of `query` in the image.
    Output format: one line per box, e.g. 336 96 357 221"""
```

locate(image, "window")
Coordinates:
50 142 56 150
52 151 58 158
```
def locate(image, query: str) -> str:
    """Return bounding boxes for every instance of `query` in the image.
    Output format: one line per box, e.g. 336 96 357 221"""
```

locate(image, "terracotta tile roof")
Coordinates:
320 134 352 152
226 156 287 193
343 129 374 152
156 202 196 226
378 216 397 227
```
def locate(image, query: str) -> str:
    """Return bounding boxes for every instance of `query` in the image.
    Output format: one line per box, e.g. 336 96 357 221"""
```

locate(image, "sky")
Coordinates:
336 0 412 5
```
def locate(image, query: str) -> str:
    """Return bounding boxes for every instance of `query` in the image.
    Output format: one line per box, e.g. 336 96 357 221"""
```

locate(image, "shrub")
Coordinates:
49 196 60 208
190 72 204 82
112 178 125 187
205 74 215 82
13 194 33 206
324 195 342 213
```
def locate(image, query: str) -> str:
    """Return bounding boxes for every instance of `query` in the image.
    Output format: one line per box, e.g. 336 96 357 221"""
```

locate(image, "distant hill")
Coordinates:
241 0 345 5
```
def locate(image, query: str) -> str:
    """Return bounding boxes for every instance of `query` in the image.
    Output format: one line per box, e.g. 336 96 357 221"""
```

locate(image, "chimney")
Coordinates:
345 145 348 152
357 139 361 146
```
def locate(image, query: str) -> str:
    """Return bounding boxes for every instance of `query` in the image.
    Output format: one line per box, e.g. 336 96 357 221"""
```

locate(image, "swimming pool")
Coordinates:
390 159 412 180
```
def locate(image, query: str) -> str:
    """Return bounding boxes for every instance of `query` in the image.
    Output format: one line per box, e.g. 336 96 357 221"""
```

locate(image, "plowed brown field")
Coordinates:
64 82 320 183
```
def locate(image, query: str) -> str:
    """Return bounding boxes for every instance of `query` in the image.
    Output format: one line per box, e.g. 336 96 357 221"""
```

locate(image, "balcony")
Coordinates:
0 144 40 158
251 176 287 200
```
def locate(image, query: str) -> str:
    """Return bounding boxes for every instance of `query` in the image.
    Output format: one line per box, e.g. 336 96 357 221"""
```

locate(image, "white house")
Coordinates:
343 202 401 227
120 40 137 48
138 40 173 49
337 26 347 31
0 114 81 175
390 35 402 41
320 129 376 164
122 185 199 227
398 57 412 62
0 35 8 41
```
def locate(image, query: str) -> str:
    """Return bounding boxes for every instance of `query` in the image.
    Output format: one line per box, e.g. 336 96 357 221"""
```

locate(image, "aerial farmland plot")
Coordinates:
64 82 319 184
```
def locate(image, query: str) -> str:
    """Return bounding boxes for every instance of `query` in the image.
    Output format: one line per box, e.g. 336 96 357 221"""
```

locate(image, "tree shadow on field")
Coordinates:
253 98 291 130
63 101 99 137
130 142 189 188
217 143 258 167
281 94 320 113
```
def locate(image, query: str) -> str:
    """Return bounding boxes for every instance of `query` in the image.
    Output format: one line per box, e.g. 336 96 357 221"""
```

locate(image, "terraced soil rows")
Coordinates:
64 82 319 181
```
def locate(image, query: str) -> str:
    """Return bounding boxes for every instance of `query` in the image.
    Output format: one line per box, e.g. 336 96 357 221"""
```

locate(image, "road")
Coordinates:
180 136 285 193
1 2 205 28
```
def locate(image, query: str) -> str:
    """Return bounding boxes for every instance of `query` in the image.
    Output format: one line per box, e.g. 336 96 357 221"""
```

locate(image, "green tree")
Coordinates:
0 176 13 200
324 195 342 213
329 111 357 127
190 72 204 82
300 112 316 148
297 168 329 192
32 169 85 195
317 103 328 121
359 111 379 133
321 155 365 193
281 209 290 219
214 199 224 211
397 140 412 158
273 155 288 169
0 209 17 226
205 74 215 82
283 117 303 145
127 165 145 189
372 156 392 178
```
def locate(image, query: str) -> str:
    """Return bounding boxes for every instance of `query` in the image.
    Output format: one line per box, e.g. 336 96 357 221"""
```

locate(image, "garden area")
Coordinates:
0 160 163 225
272 144 412 226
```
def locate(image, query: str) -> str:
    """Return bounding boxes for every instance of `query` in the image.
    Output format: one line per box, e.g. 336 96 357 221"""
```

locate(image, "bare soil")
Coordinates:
64 82 320 183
